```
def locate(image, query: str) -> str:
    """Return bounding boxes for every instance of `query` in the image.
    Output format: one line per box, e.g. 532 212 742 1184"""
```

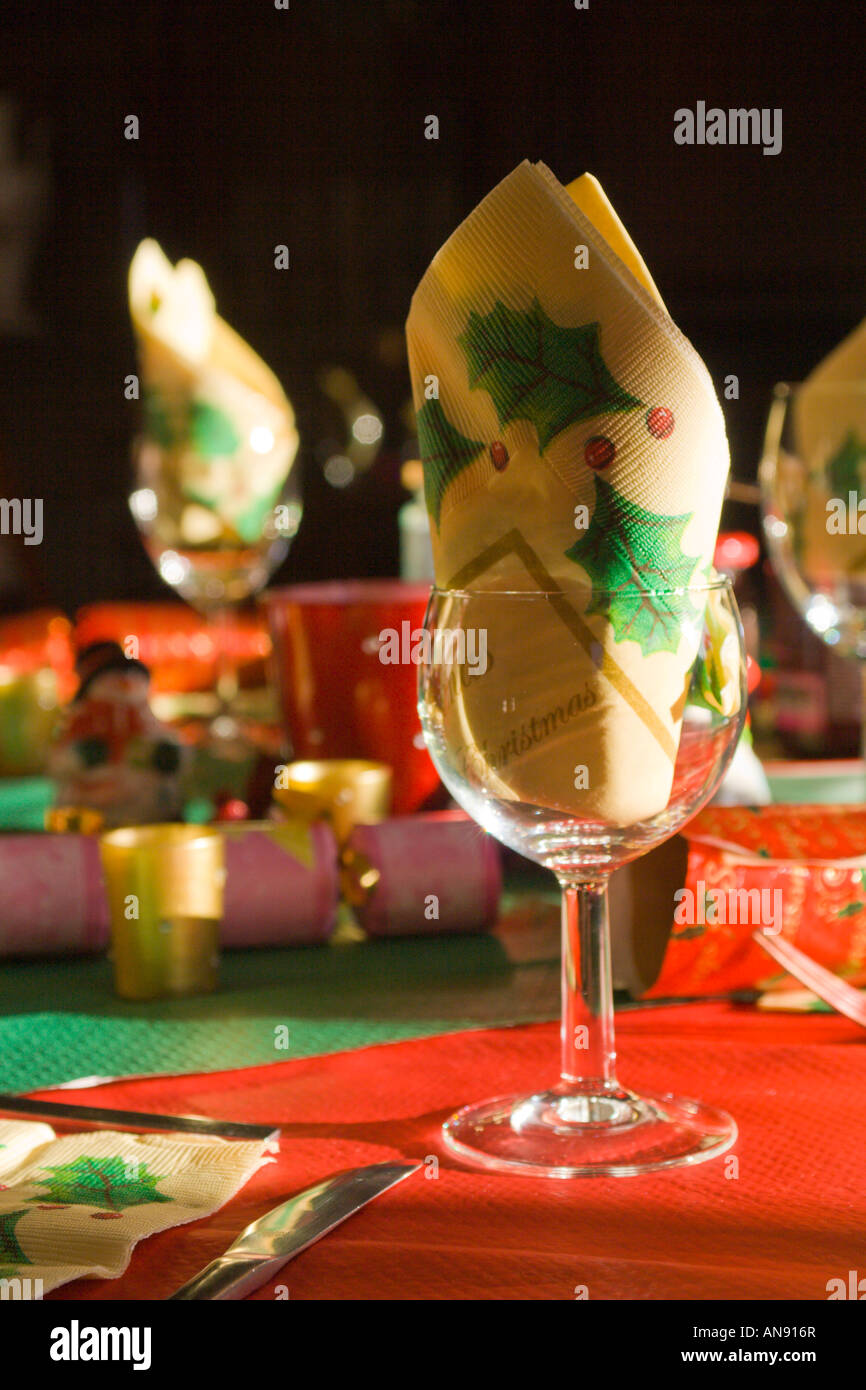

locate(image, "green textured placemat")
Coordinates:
0 924 560 1093
0 777 53 829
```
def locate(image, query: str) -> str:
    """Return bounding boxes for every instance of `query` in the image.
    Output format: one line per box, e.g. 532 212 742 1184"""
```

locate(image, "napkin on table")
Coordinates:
0 1118 272 1294
406 162 734 826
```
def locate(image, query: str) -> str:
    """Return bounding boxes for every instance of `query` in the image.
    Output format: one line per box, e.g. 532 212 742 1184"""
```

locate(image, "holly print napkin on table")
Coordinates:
405 162 734 826
0 1119 272 1294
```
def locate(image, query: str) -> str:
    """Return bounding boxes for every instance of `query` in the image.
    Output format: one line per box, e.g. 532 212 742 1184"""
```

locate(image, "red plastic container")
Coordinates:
262 580 440 814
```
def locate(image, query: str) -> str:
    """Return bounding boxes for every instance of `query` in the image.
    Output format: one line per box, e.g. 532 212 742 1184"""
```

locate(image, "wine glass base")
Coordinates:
441 1087 737 1178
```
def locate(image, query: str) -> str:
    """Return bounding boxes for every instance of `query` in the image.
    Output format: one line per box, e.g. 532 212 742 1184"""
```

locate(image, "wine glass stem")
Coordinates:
212 604 240 715
860 661 866 771
559 878 618 1092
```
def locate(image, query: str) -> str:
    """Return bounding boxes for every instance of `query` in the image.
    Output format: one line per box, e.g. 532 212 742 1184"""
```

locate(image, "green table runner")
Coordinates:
0 764 857 1094
0 916 561 1094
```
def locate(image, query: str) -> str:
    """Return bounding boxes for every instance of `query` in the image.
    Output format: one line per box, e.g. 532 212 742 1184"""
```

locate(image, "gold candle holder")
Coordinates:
99 824 225 1000
0 665 61 776
272 759 392 844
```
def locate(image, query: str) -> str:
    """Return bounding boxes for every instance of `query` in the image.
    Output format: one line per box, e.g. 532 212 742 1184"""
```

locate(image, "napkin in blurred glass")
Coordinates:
796 314 866 451
0 1119 272 1293
129 239 299 546
792 318 866 581
406 162 733 824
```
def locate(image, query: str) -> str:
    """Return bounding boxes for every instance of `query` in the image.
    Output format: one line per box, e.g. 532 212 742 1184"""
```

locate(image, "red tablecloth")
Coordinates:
42 1004 865 1300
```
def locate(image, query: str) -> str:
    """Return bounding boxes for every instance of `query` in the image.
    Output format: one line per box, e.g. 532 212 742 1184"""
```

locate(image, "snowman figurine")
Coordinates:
48 642 187 828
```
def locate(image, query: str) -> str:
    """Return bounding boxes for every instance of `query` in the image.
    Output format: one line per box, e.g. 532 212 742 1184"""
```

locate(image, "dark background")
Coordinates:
0 0 864 615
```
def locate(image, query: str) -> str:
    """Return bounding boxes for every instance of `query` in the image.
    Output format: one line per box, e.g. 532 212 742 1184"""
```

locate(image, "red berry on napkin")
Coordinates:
585 436 615 470
646 406 675 439
490 440 509 470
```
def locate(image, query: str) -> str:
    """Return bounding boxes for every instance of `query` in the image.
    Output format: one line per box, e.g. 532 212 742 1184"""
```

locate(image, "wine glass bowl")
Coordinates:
129 427 302 753
418 578 747 1176
130 434 302 612
420 585 745 878
760 381 866 661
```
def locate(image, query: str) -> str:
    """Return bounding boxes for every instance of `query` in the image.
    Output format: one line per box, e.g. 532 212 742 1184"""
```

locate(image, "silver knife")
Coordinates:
0 1093 279 1143
168 1161 421 1300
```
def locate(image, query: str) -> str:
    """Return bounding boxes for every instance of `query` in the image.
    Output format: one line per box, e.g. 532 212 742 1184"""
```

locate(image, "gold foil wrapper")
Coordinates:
272 759 392 844
45 805 106 836
339 845 382 908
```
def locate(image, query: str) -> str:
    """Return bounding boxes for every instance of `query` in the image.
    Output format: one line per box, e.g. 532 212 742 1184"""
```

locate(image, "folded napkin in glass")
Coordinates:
129 239 299 547
406 161 733 827
787 313 866 584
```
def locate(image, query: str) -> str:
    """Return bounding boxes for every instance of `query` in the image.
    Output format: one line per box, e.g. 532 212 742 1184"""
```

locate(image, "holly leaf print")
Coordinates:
28 1156 173 1213
189 400 241 457
141 391 240 459
416 396 485 528
0 1209 31 1268
827 430 866 497
142 388 175 449
459 299 642 453
234 485 284 545
566 475 700 656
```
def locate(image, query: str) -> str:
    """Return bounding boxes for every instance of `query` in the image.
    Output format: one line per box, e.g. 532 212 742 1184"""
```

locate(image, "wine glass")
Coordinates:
760 381 866 759
418 577 746 1176
129 425 302 752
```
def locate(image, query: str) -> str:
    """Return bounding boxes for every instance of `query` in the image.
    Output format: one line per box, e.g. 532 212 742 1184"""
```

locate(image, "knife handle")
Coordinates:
168 1253 287 1301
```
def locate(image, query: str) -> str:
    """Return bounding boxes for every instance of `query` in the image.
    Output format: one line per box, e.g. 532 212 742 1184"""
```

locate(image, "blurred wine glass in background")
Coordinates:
130 413 301 755
760 381 866 764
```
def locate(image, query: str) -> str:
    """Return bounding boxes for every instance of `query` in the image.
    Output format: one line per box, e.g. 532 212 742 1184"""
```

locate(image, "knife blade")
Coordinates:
167 1160 421 1300
0 1093 279 1142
